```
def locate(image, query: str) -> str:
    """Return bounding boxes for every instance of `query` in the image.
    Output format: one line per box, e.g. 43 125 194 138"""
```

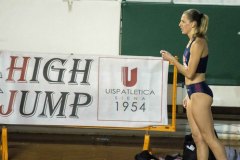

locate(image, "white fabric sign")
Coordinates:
0 51 169 127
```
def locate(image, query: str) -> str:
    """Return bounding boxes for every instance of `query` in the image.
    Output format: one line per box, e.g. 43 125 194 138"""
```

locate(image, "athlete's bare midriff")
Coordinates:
185 73 205 85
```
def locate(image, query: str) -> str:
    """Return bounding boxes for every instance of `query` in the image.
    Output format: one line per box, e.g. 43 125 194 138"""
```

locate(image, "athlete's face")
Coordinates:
179 14 193 35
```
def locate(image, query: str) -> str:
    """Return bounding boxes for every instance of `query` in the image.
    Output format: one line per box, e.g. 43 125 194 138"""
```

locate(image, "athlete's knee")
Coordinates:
200 131 217 145
192 132 205 145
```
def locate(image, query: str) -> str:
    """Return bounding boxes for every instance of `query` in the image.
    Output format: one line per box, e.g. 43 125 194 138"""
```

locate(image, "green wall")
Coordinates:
121 3 240 85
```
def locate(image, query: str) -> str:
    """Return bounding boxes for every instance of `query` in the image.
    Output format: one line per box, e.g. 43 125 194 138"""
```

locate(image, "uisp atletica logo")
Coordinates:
98 56 167 125
121 67 137 87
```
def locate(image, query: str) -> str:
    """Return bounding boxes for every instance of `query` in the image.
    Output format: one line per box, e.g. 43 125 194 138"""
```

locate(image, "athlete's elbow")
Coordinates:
185 72 195 80
182 68 195 79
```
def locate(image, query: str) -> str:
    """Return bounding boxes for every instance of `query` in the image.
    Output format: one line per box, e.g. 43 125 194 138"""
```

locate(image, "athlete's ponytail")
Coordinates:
199 13 209 38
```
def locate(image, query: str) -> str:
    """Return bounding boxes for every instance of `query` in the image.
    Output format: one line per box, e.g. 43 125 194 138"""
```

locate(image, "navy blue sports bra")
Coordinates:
183 39 208 73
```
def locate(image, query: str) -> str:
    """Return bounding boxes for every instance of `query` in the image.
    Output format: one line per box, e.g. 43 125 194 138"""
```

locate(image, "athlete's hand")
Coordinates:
160 50 174 62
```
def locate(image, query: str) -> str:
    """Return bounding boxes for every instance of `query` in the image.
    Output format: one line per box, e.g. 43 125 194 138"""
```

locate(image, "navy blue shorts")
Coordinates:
186 81 213 99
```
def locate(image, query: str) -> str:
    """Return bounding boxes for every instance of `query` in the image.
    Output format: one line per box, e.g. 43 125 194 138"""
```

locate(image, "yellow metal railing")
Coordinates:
1 126 8 160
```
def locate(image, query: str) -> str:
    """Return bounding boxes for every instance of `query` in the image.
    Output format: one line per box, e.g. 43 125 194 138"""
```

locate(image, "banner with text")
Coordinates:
0 51 169 127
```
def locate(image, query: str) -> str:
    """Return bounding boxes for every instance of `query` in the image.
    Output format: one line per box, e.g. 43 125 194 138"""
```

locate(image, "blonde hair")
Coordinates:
183 9 209 38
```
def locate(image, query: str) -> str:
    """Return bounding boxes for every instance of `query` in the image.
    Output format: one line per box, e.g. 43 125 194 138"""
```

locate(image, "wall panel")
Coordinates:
121 3 240 85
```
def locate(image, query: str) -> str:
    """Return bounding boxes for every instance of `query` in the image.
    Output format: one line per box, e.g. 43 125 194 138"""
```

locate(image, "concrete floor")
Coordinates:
5 132 240 160
3 113 240 160
9 142 180 160
6 133 183 160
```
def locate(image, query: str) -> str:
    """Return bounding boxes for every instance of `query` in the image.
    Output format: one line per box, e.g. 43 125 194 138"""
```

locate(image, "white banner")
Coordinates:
0 51 169 127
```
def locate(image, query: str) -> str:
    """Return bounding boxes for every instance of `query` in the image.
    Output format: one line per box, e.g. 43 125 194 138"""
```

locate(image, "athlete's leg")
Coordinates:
186 98 209 160
191 93 227 160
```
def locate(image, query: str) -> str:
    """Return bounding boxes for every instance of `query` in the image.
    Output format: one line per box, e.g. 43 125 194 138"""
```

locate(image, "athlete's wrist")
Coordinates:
170 56 175 64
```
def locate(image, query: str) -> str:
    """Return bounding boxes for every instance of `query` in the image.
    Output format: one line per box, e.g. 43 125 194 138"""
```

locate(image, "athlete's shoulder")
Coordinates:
192 37 206 49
